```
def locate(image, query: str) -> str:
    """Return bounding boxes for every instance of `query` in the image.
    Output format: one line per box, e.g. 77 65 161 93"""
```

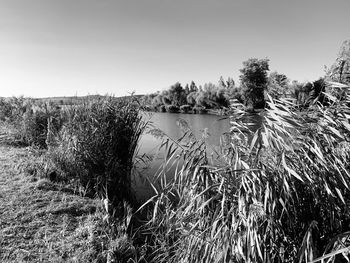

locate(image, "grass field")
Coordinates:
0 142 100 262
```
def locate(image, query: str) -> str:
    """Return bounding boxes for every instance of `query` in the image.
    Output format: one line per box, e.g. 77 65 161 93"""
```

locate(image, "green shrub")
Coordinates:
51 96 147 208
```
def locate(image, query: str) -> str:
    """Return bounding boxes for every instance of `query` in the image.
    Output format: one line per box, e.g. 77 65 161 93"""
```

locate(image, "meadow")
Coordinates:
0 80 349 262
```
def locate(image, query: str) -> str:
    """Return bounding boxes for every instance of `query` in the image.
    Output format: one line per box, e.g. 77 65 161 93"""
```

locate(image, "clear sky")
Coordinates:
0 0 349 98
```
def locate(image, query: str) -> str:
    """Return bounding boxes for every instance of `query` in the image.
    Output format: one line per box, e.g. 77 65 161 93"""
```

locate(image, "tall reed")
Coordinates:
50 96 147 208
141 82 350 263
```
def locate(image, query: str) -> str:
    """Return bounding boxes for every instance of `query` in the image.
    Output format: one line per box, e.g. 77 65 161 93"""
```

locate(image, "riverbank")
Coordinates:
1 89 349 262
0 136 140 262
0 143 96 261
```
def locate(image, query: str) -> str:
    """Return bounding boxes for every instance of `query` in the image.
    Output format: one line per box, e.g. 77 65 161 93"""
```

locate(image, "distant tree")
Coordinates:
168 82 186 106
268 71 289 99
228 86 244 103
215 88 230 107
186 92 197 107
219 76 227 88
190 81 198 93
152 94 164 107
195 91 209 108
327 39 350 84
239 58 270 109
308 78 327 105
162 96 171 105
289 80 304 104
203 82 216 92
184 84 190 95
293 82 313 106
226 77 235 89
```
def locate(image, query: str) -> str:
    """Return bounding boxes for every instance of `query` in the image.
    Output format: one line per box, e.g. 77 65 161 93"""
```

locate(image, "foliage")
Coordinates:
268 71 289 99
141 78 233 112
327 39 350 85
0 144 144 263
0 97 64 148
50 96 147 208
240 58 270 109
159 105 166 112
186 92 198 107
141 83 350 263
168 82 187 107
21 103 63 148
180 104 192 113
0 96 30 123
165 105 180 113
192 106 207 114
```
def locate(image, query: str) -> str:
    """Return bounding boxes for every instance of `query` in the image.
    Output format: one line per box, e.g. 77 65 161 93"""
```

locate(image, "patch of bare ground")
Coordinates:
0 144 111 262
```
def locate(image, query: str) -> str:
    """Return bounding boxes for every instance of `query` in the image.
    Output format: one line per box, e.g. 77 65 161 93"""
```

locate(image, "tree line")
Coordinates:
141 48 350 113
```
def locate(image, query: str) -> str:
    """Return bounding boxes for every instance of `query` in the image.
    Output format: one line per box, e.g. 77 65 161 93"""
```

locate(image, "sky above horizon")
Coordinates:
0 0 349 98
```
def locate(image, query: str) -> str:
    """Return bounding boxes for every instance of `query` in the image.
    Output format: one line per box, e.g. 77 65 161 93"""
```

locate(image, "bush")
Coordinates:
165 105 180 113
180 105 192 113
158 105 166 112
192 106 207 114
51 97 146 207
21 103 63 148
0 97 29 123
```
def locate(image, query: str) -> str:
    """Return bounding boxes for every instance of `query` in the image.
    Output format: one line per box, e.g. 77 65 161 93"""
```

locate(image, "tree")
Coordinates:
152 94 163 107
327 39 350 85
215 88 230 107
268 71 289 99
186 92 197 106
219 76 227 88
184 84 190 95
189 81 198 93
239 58 270 109
226 77 235 89
168 82 186 106
195 91 209 108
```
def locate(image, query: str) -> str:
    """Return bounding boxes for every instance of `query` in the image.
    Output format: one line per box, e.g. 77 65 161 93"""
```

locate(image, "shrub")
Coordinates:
21 103 63 148
158 105 166 112
51 96 147 208
180 104 192 113
0 96 29 123
192 106 207 114
165 105 180 113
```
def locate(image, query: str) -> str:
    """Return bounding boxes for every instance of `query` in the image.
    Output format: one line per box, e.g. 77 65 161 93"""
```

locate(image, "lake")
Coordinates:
134 112 263 201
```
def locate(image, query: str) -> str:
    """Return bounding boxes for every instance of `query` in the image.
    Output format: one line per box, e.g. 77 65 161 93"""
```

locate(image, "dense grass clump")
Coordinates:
21 103 64 148
50 97 147 208
0 96 28 123
141 83 350 263
0 97 63 147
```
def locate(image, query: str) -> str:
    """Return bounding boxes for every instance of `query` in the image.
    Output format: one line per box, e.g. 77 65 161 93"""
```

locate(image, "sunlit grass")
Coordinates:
141 82 350 263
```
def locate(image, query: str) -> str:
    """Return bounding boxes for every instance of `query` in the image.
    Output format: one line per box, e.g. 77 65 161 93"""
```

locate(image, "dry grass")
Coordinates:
0 143 137 262
141 84 350 263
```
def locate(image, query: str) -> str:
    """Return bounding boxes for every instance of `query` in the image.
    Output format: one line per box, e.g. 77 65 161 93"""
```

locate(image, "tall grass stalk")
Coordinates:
50 96 147 208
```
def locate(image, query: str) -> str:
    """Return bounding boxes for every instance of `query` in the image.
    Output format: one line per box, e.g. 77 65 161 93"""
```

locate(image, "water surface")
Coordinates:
134 112 262 201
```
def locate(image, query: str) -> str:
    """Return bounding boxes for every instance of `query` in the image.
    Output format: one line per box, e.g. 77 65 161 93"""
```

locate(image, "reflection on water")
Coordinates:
139 112 230 155
133 112 263 201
